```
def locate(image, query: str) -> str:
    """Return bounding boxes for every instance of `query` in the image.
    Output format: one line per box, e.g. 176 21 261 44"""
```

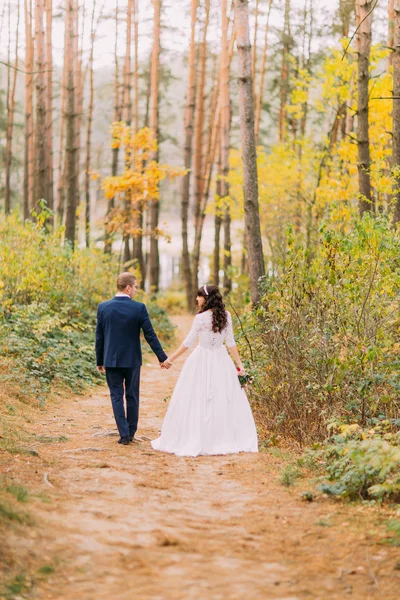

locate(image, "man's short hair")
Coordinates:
117 272 137 291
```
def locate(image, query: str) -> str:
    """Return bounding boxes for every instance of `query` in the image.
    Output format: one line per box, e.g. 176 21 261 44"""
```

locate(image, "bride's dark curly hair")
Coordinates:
197 284 228 333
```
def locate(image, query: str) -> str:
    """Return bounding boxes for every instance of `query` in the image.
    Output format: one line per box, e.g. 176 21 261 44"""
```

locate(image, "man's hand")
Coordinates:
97 366 106 374
160 359 172 370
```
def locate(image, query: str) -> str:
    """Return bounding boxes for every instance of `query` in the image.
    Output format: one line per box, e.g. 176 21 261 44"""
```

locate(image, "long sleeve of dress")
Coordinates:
183 315 201 348
225 311 236 348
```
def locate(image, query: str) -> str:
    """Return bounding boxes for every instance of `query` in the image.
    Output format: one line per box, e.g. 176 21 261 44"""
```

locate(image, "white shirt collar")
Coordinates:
115 292 131 298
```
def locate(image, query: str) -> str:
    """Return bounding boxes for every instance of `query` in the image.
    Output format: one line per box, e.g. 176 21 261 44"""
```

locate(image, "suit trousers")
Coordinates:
105 367 141 439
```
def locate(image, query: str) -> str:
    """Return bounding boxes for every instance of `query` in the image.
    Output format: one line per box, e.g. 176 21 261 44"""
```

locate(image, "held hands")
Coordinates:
160 358 173 370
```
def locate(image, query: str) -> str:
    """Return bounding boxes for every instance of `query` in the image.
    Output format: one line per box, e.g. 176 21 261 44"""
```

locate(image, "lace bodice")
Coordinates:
183 310 236 350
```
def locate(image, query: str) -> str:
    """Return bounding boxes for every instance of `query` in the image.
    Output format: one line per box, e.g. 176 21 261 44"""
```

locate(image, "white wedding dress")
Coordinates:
151 310 258 457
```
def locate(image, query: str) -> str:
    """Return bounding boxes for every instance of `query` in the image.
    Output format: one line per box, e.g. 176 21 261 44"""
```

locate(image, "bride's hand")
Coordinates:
237 366 246 376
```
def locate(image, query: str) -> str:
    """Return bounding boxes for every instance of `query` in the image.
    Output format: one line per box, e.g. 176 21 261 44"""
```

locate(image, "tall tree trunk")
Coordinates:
254 0 273 144
234 0 265 305
221 0 231 294
192 0 211 298
279 0 291 143
34 0 47 212
131 0 145 284
339 0 355 37
23 0 34 219
149 0 161 291
213 138 222 286
300 0 313 139
4 0 19 214
181 0 197 309
105 0 122 254
356 0 373 215
45 0 54 214
123 0 134 265
74 0 83 228
389 0 395 72
194 34 236 294
64 0 77 246
133 0 139 137
392 1 400 223
85 0 97 247
56 16 68 225
251 0 259 105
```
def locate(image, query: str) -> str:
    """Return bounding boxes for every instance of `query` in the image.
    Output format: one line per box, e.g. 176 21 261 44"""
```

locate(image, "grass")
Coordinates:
35 435 69 443
6 484 29 503
382 520 400 547
37 564 55 575
315 519 334 527
280 464 302 487
32 492 51 503
0 500 34 526
1 573 30 599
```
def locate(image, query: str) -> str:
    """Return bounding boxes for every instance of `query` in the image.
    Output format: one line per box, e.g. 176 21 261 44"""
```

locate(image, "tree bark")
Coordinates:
279 0 291 143
356 0 373 215
56 9 68 224
181 0 198 309
85 0 97 247
123 0 134 265
64 0 77 246
221 0 232 294
254 0 273 144
193 29 236 285
34 0 48 212
234 0 265 305
131 0 145 282
149 0 161 291
339 0 355 37
105 0 122 254
251 0 259 105
192 0 211 298
300 0 313 139
4 0 19 215
389 0 395 72
23 0 34 219
392 1 400 223
45 0 54 214
213 139 222 286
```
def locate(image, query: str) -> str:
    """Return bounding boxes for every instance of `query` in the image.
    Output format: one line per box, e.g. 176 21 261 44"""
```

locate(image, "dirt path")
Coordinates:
1 316 399 600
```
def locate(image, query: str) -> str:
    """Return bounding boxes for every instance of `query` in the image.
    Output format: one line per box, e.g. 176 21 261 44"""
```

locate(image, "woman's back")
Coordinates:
183 310 236 351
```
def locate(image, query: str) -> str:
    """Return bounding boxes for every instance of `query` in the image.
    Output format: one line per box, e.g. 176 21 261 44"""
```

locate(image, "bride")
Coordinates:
151 284 258 457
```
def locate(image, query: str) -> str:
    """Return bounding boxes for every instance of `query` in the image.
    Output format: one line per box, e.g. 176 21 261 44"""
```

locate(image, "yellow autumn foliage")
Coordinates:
226 42 395 260
102 126 186 240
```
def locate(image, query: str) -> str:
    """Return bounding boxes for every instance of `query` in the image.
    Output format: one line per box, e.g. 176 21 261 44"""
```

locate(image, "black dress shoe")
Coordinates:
129 435 134 442
118 436 130 445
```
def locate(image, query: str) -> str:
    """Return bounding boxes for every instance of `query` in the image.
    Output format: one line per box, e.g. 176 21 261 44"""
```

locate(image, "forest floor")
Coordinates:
1 316 399 600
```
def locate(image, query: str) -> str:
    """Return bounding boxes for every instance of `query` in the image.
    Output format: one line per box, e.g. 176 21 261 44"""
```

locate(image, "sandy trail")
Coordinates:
1 316 399 600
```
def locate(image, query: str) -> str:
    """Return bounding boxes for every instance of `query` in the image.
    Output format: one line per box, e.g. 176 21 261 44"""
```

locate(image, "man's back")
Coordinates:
96 296 167 368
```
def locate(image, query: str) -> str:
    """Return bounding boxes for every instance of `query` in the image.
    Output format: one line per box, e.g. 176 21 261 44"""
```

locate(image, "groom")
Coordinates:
95 272 170 445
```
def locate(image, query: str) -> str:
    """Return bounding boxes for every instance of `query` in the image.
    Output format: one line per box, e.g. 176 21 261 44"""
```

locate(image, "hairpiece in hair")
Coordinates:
203 285 209 296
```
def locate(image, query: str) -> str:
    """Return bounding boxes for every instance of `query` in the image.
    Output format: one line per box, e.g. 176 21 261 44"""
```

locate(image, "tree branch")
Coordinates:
341 0 379 61
0 59 52 74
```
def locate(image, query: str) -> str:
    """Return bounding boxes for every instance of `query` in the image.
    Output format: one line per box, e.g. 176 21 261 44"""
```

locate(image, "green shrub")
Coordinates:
153 290 187 315
307 422 400 501
0 212 175 409
236 214 400 443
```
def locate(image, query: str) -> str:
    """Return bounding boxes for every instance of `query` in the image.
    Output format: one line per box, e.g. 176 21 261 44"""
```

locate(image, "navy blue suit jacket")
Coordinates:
95 297 168 368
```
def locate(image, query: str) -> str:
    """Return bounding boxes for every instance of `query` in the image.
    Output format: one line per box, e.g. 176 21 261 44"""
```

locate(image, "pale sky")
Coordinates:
1 0 347 70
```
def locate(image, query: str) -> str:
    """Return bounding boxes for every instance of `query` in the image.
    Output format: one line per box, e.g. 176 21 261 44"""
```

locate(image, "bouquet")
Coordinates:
236 368 254 388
